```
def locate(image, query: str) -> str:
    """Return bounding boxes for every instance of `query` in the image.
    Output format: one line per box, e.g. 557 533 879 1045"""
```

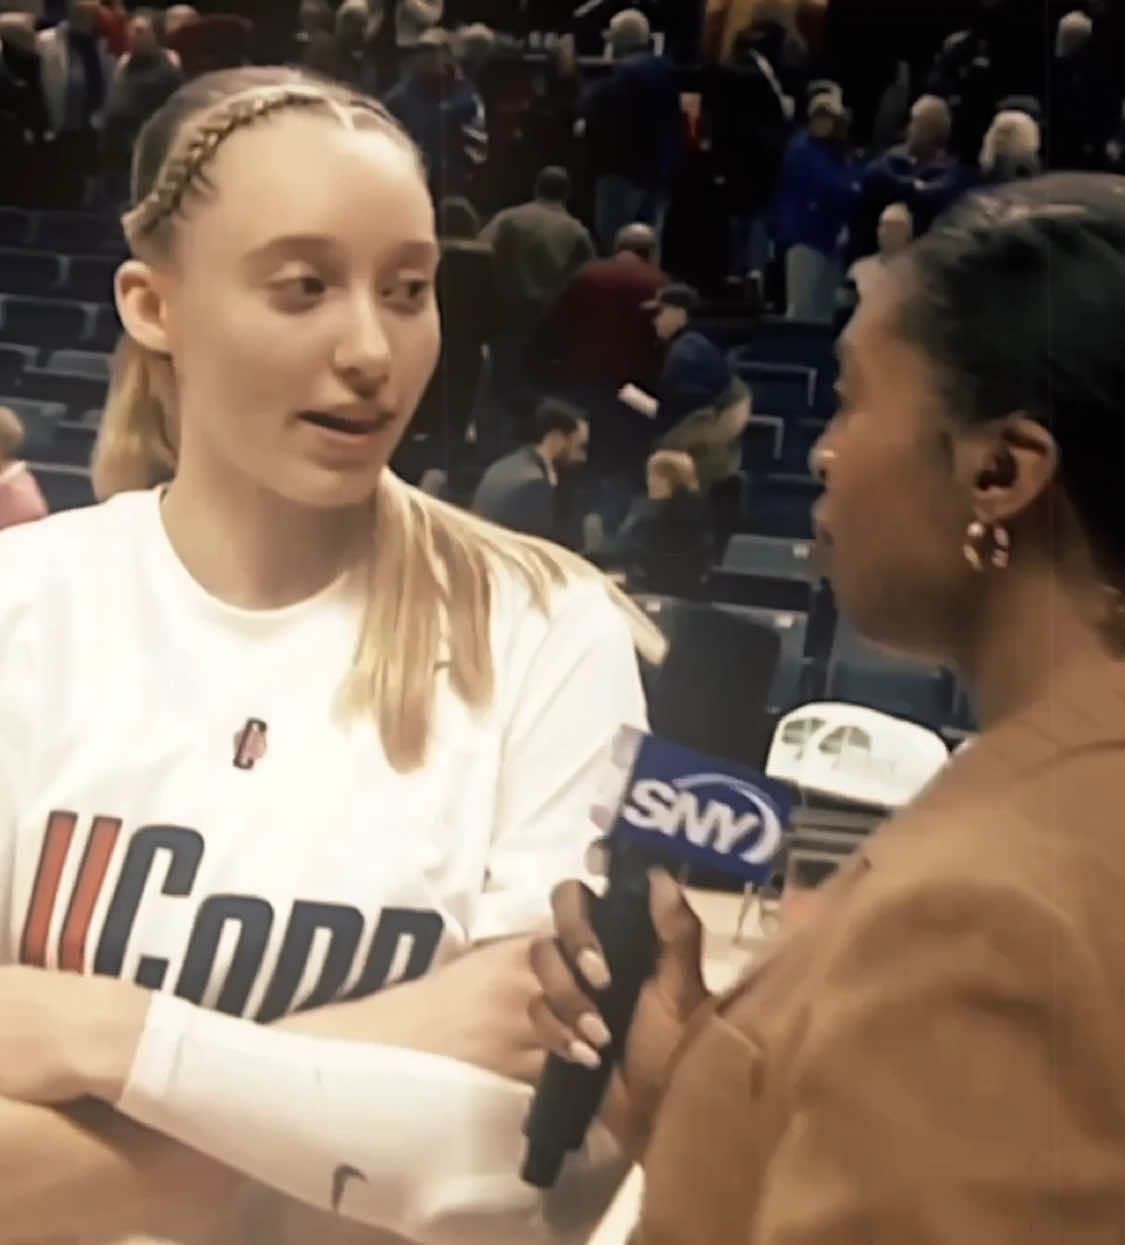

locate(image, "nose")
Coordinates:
809 439 836 483
333 297 392 400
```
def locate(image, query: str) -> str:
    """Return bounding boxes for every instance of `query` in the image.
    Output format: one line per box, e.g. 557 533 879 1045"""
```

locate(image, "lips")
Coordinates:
298 410 391 435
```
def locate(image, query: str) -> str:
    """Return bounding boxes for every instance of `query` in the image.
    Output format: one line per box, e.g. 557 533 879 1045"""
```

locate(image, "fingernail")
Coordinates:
577 1012 612 1049
567 1039 602 1070
578 948 611 991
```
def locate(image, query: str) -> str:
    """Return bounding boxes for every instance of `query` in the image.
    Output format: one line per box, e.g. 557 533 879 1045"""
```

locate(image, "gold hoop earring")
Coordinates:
963 519 1011 572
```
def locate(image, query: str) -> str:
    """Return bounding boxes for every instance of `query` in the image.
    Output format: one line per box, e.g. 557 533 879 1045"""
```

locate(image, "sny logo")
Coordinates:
233 718 268 770
620 771 786 885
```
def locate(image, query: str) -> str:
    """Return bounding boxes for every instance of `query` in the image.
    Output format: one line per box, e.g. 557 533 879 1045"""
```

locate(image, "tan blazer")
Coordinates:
636 653 1125 1244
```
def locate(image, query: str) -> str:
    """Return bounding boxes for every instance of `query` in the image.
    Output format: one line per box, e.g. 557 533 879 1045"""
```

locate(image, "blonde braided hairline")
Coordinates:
122 85 406 246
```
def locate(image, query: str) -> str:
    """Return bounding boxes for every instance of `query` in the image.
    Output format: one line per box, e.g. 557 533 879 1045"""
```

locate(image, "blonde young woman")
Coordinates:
0 67 665 1244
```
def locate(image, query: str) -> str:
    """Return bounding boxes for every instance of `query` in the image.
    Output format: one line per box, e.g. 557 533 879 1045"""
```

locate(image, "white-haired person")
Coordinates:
980 107 1042 185
845 201 913 302
0 406 46 530
0 66 665 1245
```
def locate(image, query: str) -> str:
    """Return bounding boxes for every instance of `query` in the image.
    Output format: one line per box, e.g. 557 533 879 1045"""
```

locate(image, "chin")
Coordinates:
278 462 387 511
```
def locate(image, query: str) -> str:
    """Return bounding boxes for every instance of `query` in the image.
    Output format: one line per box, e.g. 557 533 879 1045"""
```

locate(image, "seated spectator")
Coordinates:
0 406 47 530
610 449 715 599
102 11 182 199
850 95 969 261
774 91 859 324
384 27 487 201
291 0 332 63
581 7 684 251
471 398 588 544
846 202 914 302
980 108 1041 184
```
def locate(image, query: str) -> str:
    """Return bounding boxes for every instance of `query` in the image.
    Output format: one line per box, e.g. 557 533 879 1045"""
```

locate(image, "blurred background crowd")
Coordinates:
0 0 1122 758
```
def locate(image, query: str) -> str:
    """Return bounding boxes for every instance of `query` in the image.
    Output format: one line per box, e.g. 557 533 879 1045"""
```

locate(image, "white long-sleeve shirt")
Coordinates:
0 486 646 1242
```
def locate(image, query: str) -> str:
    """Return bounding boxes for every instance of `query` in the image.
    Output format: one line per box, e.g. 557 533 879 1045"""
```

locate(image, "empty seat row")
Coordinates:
0 207 125 255
0 295 121 352
0 248 119 301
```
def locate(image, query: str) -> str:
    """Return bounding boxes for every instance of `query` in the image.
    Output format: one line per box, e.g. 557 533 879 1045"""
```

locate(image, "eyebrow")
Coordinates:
242 234 439 271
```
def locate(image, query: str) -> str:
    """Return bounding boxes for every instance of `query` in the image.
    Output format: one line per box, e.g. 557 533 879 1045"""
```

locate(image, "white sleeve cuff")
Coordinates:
118 993 627 1244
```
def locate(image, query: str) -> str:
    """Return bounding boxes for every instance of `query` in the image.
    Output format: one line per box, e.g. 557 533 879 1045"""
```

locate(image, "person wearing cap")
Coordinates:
580 6 685 252
645 283 735 436
773 89 859 323
384 24 488 200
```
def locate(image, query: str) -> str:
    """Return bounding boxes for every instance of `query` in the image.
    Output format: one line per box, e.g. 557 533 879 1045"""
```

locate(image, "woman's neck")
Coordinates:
159 467 369 611
960 562 1116 729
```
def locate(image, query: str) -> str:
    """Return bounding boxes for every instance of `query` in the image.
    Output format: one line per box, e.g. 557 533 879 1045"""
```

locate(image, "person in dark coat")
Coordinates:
581 8 685 251
849 94 971 261
702 20 793 285
102 12 182 201
405 196 495 473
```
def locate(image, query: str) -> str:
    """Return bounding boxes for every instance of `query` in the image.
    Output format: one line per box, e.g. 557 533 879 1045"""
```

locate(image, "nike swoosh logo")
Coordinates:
331 1163 368 1213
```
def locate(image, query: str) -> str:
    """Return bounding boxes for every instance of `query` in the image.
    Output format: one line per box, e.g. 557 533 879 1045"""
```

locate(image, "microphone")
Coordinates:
520 727 793 1188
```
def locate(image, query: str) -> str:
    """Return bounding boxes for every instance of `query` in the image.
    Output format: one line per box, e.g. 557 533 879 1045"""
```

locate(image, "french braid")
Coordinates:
123 85 406 245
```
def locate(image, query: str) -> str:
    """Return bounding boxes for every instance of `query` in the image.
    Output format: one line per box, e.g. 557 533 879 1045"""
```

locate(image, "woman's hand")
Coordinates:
528 870 711 1160
0 966 150 1104
283 935 550 1087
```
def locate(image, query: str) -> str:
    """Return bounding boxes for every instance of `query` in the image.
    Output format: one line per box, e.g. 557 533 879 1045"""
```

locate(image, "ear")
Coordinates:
955 414 1059 525
115 260 172 356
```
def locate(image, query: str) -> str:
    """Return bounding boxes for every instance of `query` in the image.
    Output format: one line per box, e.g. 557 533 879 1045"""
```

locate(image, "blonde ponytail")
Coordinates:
92 336 178 501
343 473 666 772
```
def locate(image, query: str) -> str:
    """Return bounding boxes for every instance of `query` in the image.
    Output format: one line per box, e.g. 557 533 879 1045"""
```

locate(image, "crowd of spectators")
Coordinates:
0 0 1123 588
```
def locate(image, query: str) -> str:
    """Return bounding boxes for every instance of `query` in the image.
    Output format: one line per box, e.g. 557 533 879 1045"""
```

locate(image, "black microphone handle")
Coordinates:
521 851 657 1188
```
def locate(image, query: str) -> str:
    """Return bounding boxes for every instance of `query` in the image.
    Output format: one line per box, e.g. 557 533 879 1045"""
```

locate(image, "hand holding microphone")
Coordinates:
522 729 792 1183
528 869 709 1162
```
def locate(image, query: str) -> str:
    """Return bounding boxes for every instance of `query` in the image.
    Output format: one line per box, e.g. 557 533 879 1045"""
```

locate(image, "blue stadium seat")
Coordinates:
65 254 119 302
721 534 821 580
0 296 90 350
16 367 108 419
714 604 811 712
46 349 112 379
26 462 96 512
45 420 97 468
88 304 122 352
0 397 66 458
0 248 63 297
0 343 37 387
0 208 33 247
729 350 816 414
828 619 956 730
745 473 821 539
31 211 116 255
742 415 784 470
783 418 829 473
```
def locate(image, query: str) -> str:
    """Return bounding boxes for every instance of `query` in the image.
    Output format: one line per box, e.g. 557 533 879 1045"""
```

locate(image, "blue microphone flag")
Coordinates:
604 729 793 886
